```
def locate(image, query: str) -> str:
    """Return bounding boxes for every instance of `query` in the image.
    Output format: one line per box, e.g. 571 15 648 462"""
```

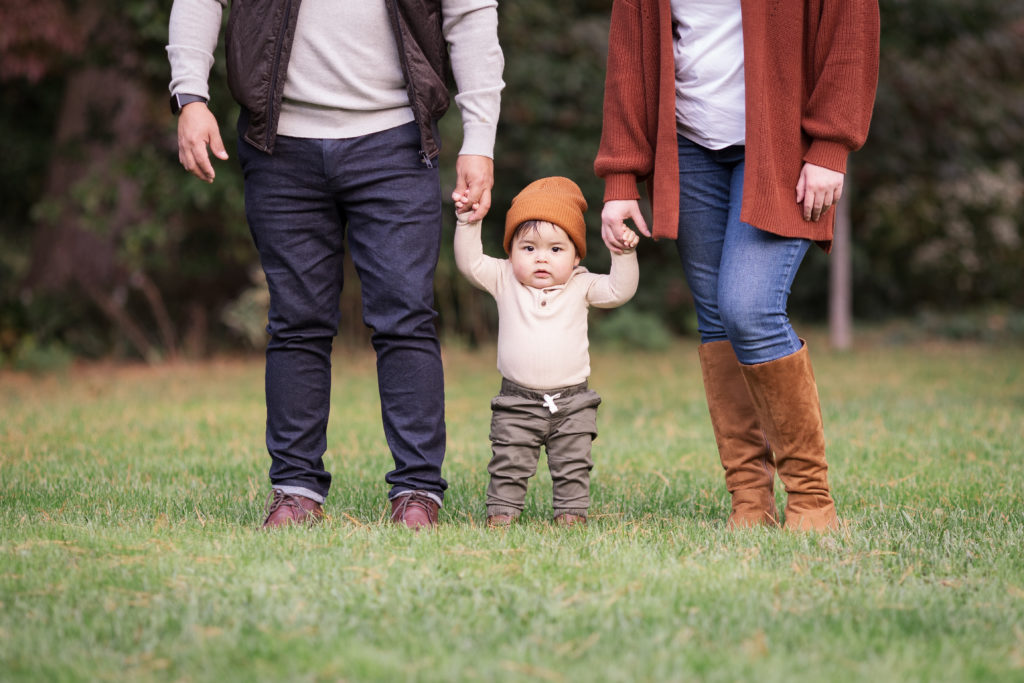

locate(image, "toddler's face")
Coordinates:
509 221 580 289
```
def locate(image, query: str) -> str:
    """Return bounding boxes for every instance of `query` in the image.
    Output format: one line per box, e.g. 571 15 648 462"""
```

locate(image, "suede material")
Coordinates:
487 514 516 527
553 513 587 527
698 341 779 528
740 341 839 531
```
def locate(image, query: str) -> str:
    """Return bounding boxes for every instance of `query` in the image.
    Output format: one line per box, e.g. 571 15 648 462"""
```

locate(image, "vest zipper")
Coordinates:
266 0 293 152
386 0 434 167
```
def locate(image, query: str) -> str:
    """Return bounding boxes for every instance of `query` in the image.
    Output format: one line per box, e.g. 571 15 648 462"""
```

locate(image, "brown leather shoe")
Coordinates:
553 513 587 527
487 514 515 528
390 491 439 530
262 489 324 529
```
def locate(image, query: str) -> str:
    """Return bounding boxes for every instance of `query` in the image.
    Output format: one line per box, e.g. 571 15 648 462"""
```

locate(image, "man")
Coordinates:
167 0 504 529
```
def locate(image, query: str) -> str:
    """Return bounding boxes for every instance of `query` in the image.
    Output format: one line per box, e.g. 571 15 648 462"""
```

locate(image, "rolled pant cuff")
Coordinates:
486 505 522 518
272 485 326 505
390 490 443 507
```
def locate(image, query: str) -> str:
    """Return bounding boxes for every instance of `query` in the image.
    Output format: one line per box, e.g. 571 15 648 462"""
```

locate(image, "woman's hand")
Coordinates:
601 199 649 254
796 163 844 222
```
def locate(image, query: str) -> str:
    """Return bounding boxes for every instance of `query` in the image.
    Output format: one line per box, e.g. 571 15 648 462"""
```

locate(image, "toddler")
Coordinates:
454 176 639 526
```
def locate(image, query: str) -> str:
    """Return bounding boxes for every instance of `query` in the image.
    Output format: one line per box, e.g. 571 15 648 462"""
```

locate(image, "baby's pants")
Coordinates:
486 378 601 519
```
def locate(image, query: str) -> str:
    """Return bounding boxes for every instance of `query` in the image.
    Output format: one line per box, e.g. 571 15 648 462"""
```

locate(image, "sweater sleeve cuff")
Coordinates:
803 140 851 174
458 121 497 159
602 173 642 203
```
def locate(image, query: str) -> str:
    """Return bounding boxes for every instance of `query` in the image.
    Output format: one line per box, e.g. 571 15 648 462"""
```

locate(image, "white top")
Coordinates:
670 0 746 149
454 218 639 391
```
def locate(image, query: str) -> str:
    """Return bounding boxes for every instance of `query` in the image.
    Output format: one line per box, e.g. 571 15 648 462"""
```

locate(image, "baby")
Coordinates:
454 176 639 526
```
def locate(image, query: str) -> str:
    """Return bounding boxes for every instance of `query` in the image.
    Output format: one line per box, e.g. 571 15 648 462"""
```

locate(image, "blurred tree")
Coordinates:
2 0 1022 365
1 0 250 363
846 0 1024 315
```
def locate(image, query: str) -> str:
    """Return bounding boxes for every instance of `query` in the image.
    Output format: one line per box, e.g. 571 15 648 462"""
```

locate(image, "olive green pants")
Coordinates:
486 378 601 519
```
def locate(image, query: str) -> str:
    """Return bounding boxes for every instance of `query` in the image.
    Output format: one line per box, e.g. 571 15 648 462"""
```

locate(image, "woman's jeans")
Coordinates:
238 120 447 503
675 135 810 366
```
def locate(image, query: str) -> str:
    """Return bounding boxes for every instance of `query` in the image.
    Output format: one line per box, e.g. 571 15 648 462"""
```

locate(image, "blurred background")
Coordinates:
1 0 1022 370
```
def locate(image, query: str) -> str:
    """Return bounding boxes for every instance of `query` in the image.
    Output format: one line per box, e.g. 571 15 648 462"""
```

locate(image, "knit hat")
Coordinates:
504 176 588 258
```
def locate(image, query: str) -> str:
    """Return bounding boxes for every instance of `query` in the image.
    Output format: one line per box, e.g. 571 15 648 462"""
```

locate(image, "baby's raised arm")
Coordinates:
454 211 501 295
588 228 639 308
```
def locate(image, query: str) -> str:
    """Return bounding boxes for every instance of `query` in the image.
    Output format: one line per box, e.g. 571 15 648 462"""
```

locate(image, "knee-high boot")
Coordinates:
739 341 839 531
698 341 778 528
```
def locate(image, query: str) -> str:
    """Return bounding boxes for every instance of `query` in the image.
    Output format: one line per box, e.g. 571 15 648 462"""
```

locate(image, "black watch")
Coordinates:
170 93 208 115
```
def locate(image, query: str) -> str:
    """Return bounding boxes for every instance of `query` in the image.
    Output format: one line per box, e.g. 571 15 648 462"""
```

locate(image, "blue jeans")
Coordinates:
238 119 447 502
675 135 810 365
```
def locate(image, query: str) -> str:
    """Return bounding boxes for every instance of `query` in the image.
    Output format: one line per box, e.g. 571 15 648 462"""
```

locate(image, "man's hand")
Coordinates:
177 102 228 183
601 199 649 254
451 154 494 222
796 162 844 222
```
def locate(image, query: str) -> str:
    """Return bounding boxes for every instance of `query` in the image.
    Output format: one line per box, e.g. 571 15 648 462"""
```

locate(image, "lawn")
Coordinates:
1 332 1023 682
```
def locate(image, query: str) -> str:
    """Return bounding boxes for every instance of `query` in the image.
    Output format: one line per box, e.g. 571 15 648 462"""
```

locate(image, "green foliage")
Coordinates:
851 0 1024 313
2 340 1023 681
591 308 674 351
220 267 270 349
2 0 1023 360
4 335 73 373
0 0 252 359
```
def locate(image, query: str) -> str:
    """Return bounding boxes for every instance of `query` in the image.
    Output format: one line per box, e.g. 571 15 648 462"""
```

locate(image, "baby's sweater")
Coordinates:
454 219 639 391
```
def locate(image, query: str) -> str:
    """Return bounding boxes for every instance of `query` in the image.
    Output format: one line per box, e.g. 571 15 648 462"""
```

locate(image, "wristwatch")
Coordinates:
170 93 208 115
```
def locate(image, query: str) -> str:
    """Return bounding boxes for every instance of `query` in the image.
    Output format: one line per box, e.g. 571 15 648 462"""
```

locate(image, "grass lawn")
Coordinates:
2 331 1023 682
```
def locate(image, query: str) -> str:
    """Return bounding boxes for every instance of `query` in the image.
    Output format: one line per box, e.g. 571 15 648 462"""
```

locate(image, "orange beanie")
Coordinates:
504 176 588 258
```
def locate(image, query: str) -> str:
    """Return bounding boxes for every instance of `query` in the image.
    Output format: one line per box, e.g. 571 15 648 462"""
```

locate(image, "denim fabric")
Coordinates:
675 135 810 365
238 119 447 501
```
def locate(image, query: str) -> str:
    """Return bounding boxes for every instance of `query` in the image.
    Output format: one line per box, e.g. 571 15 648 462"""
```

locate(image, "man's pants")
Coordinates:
238 119 447 503
486 379 601 518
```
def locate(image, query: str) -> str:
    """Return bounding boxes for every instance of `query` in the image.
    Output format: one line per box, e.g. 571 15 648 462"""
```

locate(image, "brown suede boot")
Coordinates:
699 341 779 528
739 341 839 532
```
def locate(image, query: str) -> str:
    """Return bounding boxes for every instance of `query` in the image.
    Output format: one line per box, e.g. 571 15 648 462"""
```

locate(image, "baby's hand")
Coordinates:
619 227 640 253
452 189 479 214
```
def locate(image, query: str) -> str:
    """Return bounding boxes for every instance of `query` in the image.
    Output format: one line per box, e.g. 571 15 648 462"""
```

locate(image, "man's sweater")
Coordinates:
168 0 504 157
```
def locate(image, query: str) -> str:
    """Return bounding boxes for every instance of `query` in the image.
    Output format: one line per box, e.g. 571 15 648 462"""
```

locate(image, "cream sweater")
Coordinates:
167 0 504 156
454 219 639 391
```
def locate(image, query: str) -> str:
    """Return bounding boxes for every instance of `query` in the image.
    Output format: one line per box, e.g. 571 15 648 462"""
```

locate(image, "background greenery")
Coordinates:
2 335 1022 681
1 0 1023 366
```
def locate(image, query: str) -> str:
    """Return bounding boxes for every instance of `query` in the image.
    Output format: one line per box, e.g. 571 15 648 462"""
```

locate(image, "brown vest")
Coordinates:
225 0 449 159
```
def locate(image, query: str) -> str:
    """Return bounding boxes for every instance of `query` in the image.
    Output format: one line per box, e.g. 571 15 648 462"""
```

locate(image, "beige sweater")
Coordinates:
168 0 504 156
455 219 639 391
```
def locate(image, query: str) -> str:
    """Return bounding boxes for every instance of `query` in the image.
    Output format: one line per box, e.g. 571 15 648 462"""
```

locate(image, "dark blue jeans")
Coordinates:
238 119 447 503
675 135 810 365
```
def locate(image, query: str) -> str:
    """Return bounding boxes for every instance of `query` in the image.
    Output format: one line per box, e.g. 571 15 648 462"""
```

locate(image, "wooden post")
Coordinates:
829 192 853 350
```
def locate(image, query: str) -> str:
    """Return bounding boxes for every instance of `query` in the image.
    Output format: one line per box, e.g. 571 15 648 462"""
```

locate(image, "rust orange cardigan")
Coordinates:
594 0 880 249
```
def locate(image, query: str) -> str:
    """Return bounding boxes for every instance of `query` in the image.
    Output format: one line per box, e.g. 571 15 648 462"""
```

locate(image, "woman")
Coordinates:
595 0 879 530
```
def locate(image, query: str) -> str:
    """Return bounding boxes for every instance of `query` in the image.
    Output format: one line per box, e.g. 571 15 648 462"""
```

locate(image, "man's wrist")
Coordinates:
170 93 209 115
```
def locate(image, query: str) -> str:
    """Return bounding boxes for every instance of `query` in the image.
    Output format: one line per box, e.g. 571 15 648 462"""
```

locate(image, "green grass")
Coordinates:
2 332 1023 682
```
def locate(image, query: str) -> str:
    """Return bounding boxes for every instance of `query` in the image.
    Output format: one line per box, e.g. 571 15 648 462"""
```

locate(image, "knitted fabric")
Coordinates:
504 176 588 258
